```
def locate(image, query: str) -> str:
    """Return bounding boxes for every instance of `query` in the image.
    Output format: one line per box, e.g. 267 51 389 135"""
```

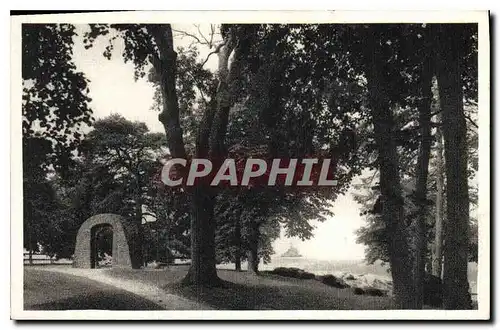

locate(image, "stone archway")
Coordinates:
73 214 139 269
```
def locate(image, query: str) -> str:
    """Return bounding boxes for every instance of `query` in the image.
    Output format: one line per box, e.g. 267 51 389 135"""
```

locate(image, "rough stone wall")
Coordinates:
73 213 137 269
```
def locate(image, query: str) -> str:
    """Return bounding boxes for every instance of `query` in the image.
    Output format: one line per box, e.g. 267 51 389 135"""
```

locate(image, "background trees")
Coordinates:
28 115 181 264
79 114 166 266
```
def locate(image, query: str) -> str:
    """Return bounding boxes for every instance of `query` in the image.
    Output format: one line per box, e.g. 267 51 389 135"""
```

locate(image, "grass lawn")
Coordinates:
105 266 395 310
24 269 163 310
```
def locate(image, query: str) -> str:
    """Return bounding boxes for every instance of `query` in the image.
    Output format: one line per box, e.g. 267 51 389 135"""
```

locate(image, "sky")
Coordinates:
70 24 367 261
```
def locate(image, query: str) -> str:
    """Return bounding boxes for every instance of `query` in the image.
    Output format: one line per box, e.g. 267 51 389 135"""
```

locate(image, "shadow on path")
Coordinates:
24 269 163 310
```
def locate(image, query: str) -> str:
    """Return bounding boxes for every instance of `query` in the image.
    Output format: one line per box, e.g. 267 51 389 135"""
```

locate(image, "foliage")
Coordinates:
354 161 479 266
22 24 93 253
23 24 93 174
143 181 191 262
40 115 183 259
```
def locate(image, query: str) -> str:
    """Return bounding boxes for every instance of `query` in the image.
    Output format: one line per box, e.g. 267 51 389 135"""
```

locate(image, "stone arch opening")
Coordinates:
90 224 113 268
73 214 140 269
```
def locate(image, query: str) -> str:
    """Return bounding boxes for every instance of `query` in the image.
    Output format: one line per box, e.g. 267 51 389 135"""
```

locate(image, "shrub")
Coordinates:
321 274 349 288
271 267 315 279
364 287 385 297
353 287 365 295
352 287 386 296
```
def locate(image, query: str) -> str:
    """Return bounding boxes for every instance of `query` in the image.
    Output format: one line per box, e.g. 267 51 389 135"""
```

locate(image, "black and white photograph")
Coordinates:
10 10 490 320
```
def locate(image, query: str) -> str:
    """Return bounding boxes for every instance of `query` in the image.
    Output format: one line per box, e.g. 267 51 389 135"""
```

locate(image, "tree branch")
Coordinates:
200 42 226 68
465 114 478 129
369 169 379 185
172 28 204 45
195 24 212 47
465 99 478 107
209 24 215 47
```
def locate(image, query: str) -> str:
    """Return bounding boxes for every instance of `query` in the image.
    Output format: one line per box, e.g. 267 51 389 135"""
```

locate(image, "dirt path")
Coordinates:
25 266 211 310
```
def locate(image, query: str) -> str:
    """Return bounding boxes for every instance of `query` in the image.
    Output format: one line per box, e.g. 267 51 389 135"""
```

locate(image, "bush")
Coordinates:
353 287 365 295
320 274 349 288
352 286 386 297
300 271 316 279
364 287 385 297
271 267 315 279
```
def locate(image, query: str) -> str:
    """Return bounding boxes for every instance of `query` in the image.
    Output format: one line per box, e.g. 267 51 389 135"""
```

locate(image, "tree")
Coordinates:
215 190 281 272
346 23 479 309
23 174 60 263
227 24 364 273
155 24 364 277
22 24 93 173
432 84 445 278
434 24 475 309
360 25 415 309
22 24 93 258
144 168 191 264
84 24 247 285
42 159 125 259
432 23 478 283
355 145 479 274
41 116 167 263
81 114 166 267
399 26 435 309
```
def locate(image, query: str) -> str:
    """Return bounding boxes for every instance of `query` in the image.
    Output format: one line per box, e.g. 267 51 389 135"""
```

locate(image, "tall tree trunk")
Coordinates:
435 25 472 309
184 33 238 286
412 58 434 309
149 25 232 286
183 103 220 285
152 25 220 284
432 123 445 278
234 217 242 271
182 186 221 286
151 25 246 286
247 221 260 274
364 27 415 309
187 88 220 286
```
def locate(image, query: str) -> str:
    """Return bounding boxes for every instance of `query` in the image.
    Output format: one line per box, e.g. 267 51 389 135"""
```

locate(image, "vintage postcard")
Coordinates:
11 10 490 320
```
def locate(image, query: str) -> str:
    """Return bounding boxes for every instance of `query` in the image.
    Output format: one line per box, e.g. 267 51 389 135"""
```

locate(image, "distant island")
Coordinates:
281 245 303 258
